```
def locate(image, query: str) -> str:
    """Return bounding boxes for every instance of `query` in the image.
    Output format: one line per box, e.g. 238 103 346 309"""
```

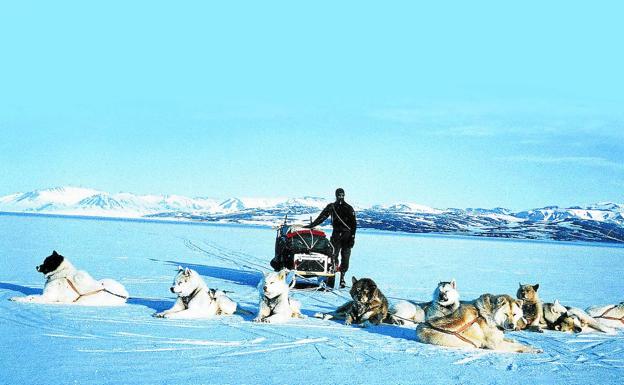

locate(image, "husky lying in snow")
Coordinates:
417 294 541 353
254 270 303 323
516 283 615 334
10 250 128 306
586 302 624 329
547 300 616 334
154 267 237 319
315 277 389 326
389 280 460 325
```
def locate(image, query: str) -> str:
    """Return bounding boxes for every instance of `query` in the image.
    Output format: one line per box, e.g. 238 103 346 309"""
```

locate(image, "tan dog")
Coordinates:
416 294 541 353
516 283 545 332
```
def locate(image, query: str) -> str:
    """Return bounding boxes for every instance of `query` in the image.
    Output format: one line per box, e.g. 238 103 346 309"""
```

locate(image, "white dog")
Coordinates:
586 302 624 329
390 280 460 325
154 267 237 319
10 250 128 306
254 269 303 323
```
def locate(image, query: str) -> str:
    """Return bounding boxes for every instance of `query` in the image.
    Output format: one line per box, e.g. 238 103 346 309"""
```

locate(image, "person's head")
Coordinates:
335 188 345 204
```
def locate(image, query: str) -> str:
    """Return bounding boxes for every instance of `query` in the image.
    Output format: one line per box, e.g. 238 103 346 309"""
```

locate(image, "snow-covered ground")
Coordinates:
1 213 623 385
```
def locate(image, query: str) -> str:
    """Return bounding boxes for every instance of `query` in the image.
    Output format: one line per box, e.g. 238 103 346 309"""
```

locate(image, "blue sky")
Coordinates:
1 1 622 210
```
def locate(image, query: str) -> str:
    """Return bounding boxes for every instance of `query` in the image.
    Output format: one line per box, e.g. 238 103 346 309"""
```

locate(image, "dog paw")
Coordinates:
253 317 266 323
153 312 167 318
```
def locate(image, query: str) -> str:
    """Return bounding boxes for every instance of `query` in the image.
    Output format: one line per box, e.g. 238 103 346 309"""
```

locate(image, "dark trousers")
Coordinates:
331 230 352 278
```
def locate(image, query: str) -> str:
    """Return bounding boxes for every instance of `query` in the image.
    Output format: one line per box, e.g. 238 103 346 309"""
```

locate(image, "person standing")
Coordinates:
304 188 356 288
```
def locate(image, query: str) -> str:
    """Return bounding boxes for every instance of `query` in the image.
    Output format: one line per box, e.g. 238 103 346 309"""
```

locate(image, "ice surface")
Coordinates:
1 214 623 385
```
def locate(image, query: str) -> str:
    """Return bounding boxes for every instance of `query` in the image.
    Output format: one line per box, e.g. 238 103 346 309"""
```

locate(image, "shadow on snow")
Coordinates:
0 282 41 296
162 260 263 288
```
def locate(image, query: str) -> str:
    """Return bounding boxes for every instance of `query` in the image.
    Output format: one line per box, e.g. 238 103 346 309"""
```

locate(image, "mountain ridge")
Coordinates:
1 186 623 244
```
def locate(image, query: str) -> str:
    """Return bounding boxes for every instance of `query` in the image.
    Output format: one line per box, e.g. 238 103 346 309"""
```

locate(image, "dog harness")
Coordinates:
264 293 289 312
181 287 204 308
352 299 385 323
65 278 128 302
424 316 483 349
596 305 624 325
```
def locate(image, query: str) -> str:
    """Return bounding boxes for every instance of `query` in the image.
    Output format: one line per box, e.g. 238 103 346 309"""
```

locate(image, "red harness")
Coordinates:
65 278 127 302
425 316 482 348
596 305 624 325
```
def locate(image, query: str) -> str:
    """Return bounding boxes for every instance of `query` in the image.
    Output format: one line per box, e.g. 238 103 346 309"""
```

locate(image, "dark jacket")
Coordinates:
307 201 357 236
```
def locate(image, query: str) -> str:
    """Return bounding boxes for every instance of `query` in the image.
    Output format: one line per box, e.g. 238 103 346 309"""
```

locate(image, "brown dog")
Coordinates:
516 283 545 332
315 276 389 326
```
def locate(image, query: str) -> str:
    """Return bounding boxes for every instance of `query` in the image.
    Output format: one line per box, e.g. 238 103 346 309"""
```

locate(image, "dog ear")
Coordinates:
518 282 522 288
496 296 507 306
53 250 59 256
351 276 358 285
177 265 184 272
278 269 287 281
450 279 456 289
184 267 191 276
533 284 539 291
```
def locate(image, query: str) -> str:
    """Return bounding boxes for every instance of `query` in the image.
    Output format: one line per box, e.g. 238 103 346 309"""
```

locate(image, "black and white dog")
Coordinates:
10 250 128 306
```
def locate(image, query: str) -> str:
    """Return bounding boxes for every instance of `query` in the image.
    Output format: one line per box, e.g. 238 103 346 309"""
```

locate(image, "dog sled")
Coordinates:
270 218 337 289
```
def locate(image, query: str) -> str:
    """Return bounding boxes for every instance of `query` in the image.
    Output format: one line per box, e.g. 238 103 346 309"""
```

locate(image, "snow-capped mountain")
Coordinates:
1 186 623 244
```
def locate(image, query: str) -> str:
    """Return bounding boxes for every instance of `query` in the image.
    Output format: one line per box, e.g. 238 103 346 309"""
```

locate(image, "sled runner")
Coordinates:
271 217 337 288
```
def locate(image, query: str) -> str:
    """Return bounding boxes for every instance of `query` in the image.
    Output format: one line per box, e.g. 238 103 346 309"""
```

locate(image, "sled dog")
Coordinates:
9 250 128 306
552 300 616 334
389 280 460 325
541 301 577 331
154 266 237 319
516 283 545 332
254 269 302 323
389 300 426 325
315 277 389 326
426 279 460 320
416 294 541 353
470 293 526 330
586 302 624 329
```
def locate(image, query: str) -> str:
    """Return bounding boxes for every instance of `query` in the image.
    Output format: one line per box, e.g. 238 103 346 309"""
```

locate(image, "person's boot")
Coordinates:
339 273 346 289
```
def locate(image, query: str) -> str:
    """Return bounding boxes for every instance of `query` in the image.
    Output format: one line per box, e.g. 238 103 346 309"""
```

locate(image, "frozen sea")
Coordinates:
1 213 623 385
